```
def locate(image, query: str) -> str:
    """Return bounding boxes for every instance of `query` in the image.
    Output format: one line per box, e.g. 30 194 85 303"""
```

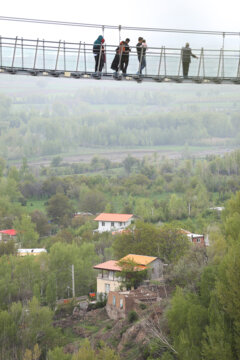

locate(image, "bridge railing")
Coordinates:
1 36 240 81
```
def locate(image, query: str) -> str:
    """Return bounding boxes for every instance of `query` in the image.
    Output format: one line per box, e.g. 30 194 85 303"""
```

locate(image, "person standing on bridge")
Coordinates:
121 38 131 75
111 38 131 77
93 35 105 74
181 42 198 78
136 37 147 75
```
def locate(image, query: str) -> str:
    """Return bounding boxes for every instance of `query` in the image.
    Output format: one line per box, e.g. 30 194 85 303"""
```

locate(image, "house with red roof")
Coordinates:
94 213 134 234
181 229 206 247
0 229 17 242
93 254 163 298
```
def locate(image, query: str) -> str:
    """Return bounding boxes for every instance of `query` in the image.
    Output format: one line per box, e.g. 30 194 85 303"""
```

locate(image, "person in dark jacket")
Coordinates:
111 39 131 76
136 37 147 75
93 35 105 73
181 42 198 78
121 38 131 75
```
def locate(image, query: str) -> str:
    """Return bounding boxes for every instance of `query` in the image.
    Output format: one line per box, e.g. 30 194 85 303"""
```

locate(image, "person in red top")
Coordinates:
111 38 131 77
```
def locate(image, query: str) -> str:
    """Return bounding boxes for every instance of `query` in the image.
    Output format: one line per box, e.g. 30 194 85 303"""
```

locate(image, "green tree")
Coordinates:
72 339 96 360
80 191 106 214
30 210 51 237
47 193 74 225
202 294 234 360
48 347 71 360
21 297 61 353
216 243 240 354
167 287 208 360
157 224 190 264
14 214 39 247
117 259 148 290
168 194 187 220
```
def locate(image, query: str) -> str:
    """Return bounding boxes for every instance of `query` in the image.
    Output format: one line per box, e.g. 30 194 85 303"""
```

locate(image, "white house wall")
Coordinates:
97 219 132 233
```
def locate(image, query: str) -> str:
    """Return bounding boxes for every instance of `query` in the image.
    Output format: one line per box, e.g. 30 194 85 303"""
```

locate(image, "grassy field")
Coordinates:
25 200 47 213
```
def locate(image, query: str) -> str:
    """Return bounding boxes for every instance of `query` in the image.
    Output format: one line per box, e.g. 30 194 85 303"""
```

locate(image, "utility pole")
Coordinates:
72 264 75 298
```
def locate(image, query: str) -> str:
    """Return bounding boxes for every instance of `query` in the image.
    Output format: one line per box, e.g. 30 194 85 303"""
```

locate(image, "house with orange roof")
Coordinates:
94 213 134 233
93 254 163 298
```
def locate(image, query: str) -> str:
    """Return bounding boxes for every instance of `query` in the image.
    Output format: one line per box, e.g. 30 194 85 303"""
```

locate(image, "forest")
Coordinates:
0 78 240 359
0 80 240 160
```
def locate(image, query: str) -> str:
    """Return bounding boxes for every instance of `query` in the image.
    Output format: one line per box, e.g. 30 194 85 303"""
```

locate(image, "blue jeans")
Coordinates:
138 56 146 74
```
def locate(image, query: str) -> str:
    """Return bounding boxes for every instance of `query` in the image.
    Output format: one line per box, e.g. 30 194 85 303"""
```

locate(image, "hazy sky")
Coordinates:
1 0 240 49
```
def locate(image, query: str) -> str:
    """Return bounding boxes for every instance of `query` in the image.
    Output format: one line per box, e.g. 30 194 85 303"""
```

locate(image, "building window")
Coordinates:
111 222 114 227
119 222 122 226
102 221 105 226
197 238 201 243
105 283 110 293
113 295 116 306
120 299 123 309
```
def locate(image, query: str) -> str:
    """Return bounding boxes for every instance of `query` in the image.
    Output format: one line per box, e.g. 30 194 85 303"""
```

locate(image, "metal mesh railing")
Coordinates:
1 36 240 83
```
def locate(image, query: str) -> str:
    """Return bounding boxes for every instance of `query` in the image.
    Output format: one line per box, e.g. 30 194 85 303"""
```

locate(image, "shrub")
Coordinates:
139 303 147 310
128 310 139 323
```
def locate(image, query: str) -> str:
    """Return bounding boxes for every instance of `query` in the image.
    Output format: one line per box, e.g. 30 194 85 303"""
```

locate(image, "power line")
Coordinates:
0 15 240 37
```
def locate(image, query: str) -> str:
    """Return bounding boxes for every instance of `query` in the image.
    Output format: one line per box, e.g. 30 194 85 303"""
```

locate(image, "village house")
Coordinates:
0 229 17 242
93 254 164 298
181 229 206 246
94 213 134 233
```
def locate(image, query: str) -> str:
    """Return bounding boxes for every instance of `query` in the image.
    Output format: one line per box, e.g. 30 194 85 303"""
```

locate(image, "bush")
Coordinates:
139 303 147 310
128 310 139 323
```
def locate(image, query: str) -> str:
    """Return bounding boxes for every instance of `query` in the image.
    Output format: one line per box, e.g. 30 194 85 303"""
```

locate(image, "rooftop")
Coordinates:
0 229 17 236
120 254 157 266
94 213 133 222
93 260 122 272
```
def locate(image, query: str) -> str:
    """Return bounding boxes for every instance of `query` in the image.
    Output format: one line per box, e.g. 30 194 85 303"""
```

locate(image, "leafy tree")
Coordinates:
23 344 41 360
113 222 189 263
216 243 240 354
30 210 51 237
122 155 139 174
47 193 74 225
168 194 187 220
80 191 106 214
0 239 16 256
21 297 61 353
156 224 190 264
97 343 120 360
113 221 159 259
167 287 208 360
202 294 234 360
117 259 148 290
14 214 39 247
51 156 63 167
0 310 17 358
72 339 96 360
48 347 71 360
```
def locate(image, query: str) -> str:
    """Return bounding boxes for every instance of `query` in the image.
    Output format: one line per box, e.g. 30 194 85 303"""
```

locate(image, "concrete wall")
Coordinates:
148 259 164 280
96 277 121 296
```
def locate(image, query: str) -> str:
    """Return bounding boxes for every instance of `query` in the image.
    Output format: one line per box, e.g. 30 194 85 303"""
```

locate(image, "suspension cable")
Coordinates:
0 15 240 36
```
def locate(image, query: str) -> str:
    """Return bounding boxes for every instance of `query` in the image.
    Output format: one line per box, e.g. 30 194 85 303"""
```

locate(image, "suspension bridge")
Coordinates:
1 16 240 84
